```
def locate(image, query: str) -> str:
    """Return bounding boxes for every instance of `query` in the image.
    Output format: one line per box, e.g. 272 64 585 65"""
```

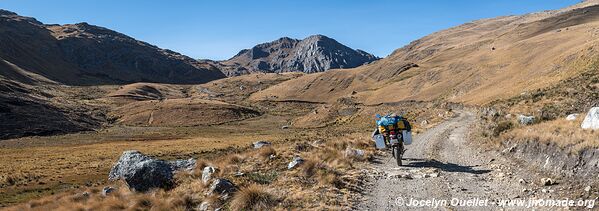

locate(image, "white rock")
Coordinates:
581 107 599 130
518 179 526 184
585 186 592 192
202 166 217 184
566 114 579 121
518 115 535 125
287 156 304 169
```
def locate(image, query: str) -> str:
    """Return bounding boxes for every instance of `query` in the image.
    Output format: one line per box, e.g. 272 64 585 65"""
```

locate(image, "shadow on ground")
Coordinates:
403 158 491 174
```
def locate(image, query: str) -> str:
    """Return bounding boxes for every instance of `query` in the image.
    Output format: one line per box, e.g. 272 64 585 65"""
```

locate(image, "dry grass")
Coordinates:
501 118 598 153
4 128 378 210
230 184 277 210
1 101 437 209
0 130 280 205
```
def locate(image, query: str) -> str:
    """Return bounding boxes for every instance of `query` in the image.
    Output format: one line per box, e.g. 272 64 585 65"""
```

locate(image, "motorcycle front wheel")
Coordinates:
393 145 403 166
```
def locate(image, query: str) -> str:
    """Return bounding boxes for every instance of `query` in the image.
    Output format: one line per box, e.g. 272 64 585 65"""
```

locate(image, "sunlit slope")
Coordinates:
251 2 599 105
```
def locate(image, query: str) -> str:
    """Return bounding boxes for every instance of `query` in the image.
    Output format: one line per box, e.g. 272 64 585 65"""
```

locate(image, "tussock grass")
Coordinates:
8 131 378 210
230 184 277 210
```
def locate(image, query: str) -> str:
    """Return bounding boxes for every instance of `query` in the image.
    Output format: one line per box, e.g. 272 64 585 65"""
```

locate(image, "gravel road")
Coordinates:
357 111 582 210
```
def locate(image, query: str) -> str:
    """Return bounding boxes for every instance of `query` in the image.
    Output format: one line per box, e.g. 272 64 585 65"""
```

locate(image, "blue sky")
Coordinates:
0 0 579 60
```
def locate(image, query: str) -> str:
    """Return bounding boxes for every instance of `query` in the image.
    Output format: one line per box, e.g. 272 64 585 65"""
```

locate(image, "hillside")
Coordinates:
250 1 599 106
218 35 379 76
0 9 225 85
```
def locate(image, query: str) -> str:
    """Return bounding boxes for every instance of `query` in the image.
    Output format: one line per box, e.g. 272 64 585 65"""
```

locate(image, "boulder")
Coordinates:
253 141 272 149
566 114 579 121
344 148 365 159
518 115 535 125
581 107 599 130
202 166 217 184
288 156 304 169
208 178 237 198
108 150 196 192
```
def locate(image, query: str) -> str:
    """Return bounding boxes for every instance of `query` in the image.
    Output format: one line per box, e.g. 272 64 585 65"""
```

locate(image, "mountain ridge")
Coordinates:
217 34 379 76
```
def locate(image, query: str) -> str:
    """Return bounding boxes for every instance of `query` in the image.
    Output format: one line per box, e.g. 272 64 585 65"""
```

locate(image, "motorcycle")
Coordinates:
373 128 405 166
388 130 405 166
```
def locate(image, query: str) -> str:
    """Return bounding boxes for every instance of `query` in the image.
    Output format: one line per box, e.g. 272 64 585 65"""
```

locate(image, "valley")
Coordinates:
1 1 599 210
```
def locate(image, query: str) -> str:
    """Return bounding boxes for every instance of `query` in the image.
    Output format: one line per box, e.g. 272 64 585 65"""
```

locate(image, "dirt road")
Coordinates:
358 111 578 210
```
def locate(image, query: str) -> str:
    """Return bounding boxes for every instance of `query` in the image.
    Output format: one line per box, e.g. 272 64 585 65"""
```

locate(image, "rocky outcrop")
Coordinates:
108 150 196 192
0 9 225 85
219 35 379 76
504 141 599 180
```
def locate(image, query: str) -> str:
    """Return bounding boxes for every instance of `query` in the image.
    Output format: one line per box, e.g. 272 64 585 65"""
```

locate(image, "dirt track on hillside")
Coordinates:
357 111 589 210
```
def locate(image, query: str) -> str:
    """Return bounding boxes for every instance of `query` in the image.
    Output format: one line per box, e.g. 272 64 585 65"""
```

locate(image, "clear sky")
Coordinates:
0 0 579 60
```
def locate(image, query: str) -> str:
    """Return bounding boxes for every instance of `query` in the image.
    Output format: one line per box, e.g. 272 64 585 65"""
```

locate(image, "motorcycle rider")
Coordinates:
373 113 411 146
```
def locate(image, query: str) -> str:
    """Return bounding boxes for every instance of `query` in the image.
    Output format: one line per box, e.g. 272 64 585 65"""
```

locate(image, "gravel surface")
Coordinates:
357 111 580 211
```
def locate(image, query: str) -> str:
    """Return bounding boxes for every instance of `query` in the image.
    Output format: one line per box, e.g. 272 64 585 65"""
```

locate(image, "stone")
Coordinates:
585 186 592 192
102 186 115 196
281 125 290 129
253 141 272 149
566 114 579 121
518 179 526 184
581 107 599 130
108 150 196 192
518 115 535 125
208 178 237 198
199 201 210 211
541 178 554 186
202 166 217 184
288 156 304 169
344 148 365 159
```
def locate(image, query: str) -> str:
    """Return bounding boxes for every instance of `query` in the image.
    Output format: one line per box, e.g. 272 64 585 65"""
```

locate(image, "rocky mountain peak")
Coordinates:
219 35 379 76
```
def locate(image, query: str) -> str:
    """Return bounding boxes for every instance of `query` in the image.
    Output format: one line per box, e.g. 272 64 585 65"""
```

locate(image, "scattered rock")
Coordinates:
566 113 579 121
585 186 592 192
102 186 115 196
207 178 237 198
288 156 304 169
518 179 526 184
489 158 495 163
581 107 599 130
540 178 554 186
344 148 365 159
168 158 196 171
518 115 535 125
496 172 506 178
199 201 210 211
421 120 429 126
268 154 276 160
108 150 196 192
281 125 290 129
502 144 518 154
505 114 513 119
522 188 529 193
202 166 217 184
253 141 272 149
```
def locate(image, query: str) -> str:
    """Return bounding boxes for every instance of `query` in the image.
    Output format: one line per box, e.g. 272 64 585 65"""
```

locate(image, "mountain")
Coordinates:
250 1 599 106
0 9 225 85
218 35 379 76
